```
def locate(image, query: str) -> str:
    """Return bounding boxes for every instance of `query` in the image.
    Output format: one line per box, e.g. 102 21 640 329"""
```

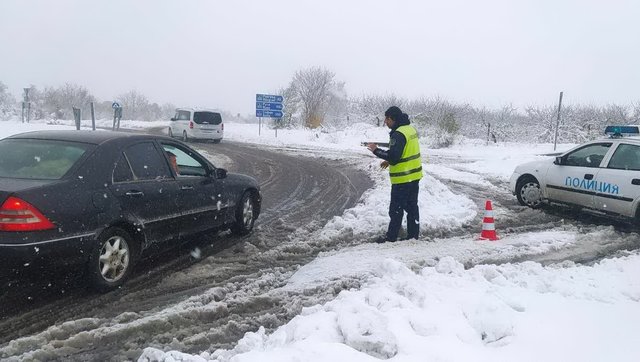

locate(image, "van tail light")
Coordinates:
189 121 194 129
221 123 224 131
0 196 55 232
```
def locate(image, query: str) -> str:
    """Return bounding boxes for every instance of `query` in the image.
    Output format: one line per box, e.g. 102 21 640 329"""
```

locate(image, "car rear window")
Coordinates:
193 112 222 125
0 139 93 179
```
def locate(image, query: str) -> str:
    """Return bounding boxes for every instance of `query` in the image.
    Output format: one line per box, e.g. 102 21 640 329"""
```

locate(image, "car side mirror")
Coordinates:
170 117 176 121
554 156 563 165
214 168 227 179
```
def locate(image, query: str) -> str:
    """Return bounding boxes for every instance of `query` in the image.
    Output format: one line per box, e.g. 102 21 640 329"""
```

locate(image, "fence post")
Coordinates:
90 102 96 131
72 107 81 130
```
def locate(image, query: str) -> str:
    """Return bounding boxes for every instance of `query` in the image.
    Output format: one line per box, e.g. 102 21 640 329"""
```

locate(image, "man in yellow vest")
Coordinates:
367 106 422 243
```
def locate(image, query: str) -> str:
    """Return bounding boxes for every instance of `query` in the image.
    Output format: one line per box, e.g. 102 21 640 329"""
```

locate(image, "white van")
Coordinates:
168 108 223 143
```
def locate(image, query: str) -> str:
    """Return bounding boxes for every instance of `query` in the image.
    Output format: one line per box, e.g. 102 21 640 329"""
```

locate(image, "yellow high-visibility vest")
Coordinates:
389 125 422 184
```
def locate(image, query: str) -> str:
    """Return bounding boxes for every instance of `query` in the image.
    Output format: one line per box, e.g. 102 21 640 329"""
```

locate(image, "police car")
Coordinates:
510 126 640 220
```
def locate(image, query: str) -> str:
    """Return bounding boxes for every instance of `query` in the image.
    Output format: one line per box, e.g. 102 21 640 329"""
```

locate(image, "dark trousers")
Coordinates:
386 180 420 241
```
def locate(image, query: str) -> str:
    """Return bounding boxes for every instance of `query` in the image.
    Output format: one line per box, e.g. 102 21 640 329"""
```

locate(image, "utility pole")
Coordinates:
553 91 564 151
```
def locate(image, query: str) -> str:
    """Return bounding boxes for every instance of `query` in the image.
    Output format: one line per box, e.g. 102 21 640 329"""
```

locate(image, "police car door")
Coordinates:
592 142 640 217
545 142 612 208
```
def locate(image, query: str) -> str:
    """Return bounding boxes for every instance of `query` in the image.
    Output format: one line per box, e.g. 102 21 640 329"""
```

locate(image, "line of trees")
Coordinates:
0 81 176 122
275 67 640 147
4 75 640 146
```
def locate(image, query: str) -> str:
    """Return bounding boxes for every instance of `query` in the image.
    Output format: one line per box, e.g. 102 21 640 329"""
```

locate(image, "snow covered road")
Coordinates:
0 121 638 361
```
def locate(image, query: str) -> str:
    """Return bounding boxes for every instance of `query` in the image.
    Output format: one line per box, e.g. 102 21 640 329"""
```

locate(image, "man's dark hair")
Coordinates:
385 106 409 123
385 106 403 122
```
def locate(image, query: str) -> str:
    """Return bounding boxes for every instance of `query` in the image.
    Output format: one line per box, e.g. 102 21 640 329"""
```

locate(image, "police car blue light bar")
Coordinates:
604 125 640 137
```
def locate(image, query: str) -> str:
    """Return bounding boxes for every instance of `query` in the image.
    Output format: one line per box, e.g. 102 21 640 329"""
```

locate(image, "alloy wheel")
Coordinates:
98 235 130 282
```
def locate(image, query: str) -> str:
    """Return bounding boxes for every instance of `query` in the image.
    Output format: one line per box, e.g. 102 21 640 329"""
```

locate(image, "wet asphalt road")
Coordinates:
0 139 372 361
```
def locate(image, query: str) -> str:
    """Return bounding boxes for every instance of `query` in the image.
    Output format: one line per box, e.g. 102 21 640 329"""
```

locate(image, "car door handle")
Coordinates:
125 191 144 197
180 185 194 190
584 174 594 180
632 179 640 185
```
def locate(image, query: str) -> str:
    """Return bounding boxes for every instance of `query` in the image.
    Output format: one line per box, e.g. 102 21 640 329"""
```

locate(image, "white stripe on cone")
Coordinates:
482 223 495 230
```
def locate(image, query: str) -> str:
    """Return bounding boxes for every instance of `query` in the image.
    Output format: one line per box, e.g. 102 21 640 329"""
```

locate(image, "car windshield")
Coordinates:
0 139 92 179
193 112 222 125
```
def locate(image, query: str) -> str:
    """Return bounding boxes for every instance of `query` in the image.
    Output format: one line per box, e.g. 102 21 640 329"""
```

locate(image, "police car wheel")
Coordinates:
516 177 543 209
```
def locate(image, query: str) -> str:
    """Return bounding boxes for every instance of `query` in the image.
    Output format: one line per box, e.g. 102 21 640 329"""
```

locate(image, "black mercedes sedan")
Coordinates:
0 130 261 290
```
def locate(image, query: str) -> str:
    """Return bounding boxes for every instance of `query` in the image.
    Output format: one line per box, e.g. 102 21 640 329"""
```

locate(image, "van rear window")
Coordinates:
193 112 222 125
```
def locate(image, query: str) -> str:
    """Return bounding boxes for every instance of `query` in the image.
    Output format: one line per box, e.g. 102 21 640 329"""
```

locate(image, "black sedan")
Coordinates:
0 130 261 290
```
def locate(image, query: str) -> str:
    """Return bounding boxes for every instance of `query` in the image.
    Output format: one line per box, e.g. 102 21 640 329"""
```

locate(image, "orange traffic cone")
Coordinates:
479 200 499 241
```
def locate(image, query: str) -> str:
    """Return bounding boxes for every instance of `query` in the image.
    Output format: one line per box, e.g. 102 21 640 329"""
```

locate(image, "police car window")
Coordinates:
607 144 640 171
564 143 611 168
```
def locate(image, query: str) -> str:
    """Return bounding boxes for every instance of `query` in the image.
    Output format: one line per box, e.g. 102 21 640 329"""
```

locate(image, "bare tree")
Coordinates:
286 67 344 128
278 85 300 128
631 101 640 124
525 105 562 142
116 90 151 121
407 96 469 136
25 86 47 120
323 81 349 129
353 94 406 126
0 81 16 121
161 103 177 120
41 83 96 119
434 112 461 148
601 103 630 125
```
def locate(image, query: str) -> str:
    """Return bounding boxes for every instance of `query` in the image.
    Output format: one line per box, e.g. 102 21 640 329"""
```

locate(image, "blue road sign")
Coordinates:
256 102 283 111
256 110 283 118
112 102 121 109
256 94 283 103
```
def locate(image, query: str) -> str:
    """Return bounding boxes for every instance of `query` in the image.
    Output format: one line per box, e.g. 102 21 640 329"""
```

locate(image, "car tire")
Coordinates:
231 191 256 236
87 227 134 291
182 131 188 142
213 139 221 144
516 176 543 209
168 127 173 138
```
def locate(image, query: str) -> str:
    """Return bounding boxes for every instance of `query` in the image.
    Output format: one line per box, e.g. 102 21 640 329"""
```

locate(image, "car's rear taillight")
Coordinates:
189 121 194 129
0 196 55 232
221 123 224 131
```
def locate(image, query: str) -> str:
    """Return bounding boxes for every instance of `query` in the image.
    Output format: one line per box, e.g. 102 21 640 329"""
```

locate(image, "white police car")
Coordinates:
510 126 640 220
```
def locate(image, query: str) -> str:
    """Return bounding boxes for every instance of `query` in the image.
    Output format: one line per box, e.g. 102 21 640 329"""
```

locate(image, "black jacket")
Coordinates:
373 115 411 165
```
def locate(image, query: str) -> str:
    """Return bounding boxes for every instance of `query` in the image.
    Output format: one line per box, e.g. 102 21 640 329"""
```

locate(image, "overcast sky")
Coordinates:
1 0 639 115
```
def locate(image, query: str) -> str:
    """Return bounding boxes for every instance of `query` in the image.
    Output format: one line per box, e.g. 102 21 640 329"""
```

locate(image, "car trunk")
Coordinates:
0 178 58 205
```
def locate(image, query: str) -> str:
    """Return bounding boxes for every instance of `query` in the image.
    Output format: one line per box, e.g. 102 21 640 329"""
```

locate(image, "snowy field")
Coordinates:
2 119 639 361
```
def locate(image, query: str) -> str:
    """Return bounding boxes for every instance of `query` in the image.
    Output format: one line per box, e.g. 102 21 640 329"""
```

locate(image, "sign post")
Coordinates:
256 94 284 137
